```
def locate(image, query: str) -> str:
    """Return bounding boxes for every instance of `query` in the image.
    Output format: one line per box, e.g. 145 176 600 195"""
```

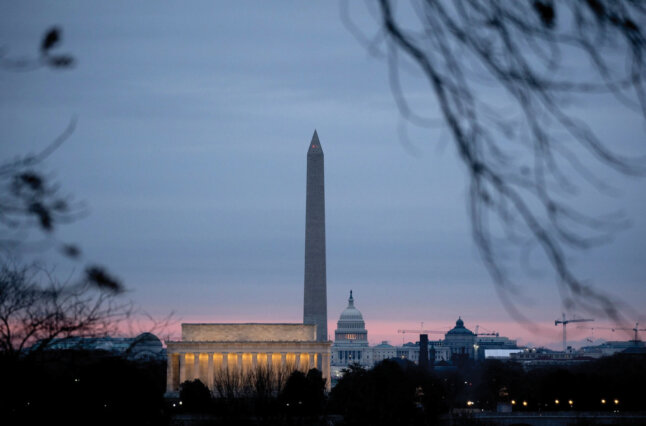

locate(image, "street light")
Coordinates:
601 399 606 404
554 399 560 405
522 401 528 407
614 399 619 405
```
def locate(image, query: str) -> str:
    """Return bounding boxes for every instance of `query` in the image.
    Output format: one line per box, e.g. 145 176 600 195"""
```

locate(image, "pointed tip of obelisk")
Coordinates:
308 129 322 153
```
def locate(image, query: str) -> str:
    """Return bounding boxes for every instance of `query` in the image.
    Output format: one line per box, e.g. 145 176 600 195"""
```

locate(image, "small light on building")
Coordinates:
614 399 619 405
466 401 474 406
511 400 516 405
522 401 528 407
554 399 559 405
568 400 573 406
601 399 606 404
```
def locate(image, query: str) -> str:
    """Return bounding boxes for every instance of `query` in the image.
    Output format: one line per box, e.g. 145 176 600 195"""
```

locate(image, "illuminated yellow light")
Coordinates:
568 400 573 405
511 400 516 405
554 399 560 404
467 401 474 406
601 399 606 404
614 399 619 405
522 401 528 407
285 353 296 368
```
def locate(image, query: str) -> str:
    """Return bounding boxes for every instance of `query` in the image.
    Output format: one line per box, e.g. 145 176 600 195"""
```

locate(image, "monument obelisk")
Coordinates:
303 130 327 343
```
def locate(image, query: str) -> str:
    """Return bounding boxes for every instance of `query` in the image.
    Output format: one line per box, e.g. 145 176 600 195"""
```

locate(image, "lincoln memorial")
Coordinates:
166 323 331 395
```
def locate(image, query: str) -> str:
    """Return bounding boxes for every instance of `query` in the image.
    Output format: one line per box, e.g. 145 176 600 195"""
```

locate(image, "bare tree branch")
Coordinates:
345 0 646 328
0 261 131 358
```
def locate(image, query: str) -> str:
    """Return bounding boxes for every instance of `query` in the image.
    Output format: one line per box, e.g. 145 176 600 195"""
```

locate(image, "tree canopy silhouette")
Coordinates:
0 262 130 358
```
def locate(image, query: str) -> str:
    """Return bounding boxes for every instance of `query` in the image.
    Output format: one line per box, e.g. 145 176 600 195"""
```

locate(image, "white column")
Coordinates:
207 353 214 390
322 352 331 392
266 352 273 370
309 352 315 370
295 353 302 371
252 353 258 370
193 353 200 382
179 353 187 384
222 352 228 371
166 353 174 392
237 352 243 373
280 353 287 369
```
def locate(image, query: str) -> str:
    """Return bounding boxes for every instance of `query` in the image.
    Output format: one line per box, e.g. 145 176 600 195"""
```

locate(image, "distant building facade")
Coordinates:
36 332 165 361
580 340 645 358
510 347 593 369
444 317 477 361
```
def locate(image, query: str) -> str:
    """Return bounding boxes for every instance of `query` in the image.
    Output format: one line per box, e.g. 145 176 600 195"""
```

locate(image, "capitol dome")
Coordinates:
335 291 368 343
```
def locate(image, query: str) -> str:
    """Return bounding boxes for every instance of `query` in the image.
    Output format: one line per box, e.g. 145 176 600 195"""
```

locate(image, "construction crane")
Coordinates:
576 325 614 343
397 329 445 335
397 323 445 344
555 314 593 351
474 325 499 337
397 322 445 335
610 322 646 343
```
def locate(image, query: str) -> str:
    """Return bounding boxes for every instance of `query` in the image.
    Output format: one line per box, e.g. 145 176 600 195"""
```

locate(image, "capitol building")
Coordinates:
331 291 371 366
330 291 518 375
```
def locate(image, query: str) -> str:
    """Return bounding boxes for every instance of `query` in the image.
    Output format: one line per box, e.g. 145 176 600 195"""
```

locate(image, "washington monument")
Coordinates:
303 130 328 343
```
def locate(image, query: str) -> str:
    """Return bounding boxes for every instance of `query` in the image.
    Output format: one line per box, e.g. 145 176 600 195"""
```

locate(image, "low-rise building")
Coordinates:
34 332 165 361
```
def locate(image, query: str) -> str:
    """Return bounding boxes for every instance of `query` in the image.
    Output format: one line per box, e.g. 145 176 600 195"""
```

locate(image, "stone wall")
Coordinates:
181 323 316 342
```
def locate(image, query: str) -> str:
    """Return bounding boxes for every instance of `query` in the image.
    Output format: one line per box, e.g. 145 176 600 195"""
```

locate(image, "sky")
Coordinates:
1 1 645 348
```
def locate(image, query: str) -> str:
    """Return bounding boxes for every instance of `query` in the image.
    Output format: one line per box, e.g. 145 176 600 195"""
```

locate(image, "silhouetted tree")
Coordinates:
0 262 130 358
329 360 446 425
344 0 646 325
179 379 212 412
280 368 326 417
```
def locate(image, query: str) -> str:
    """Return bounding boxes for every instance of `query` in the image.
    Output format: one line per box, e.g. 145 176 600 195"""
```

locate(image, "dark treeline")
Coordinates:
440 354 646 413
1 350 167 426
1 351 644 425
175 368 328 424
330 353 646 425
